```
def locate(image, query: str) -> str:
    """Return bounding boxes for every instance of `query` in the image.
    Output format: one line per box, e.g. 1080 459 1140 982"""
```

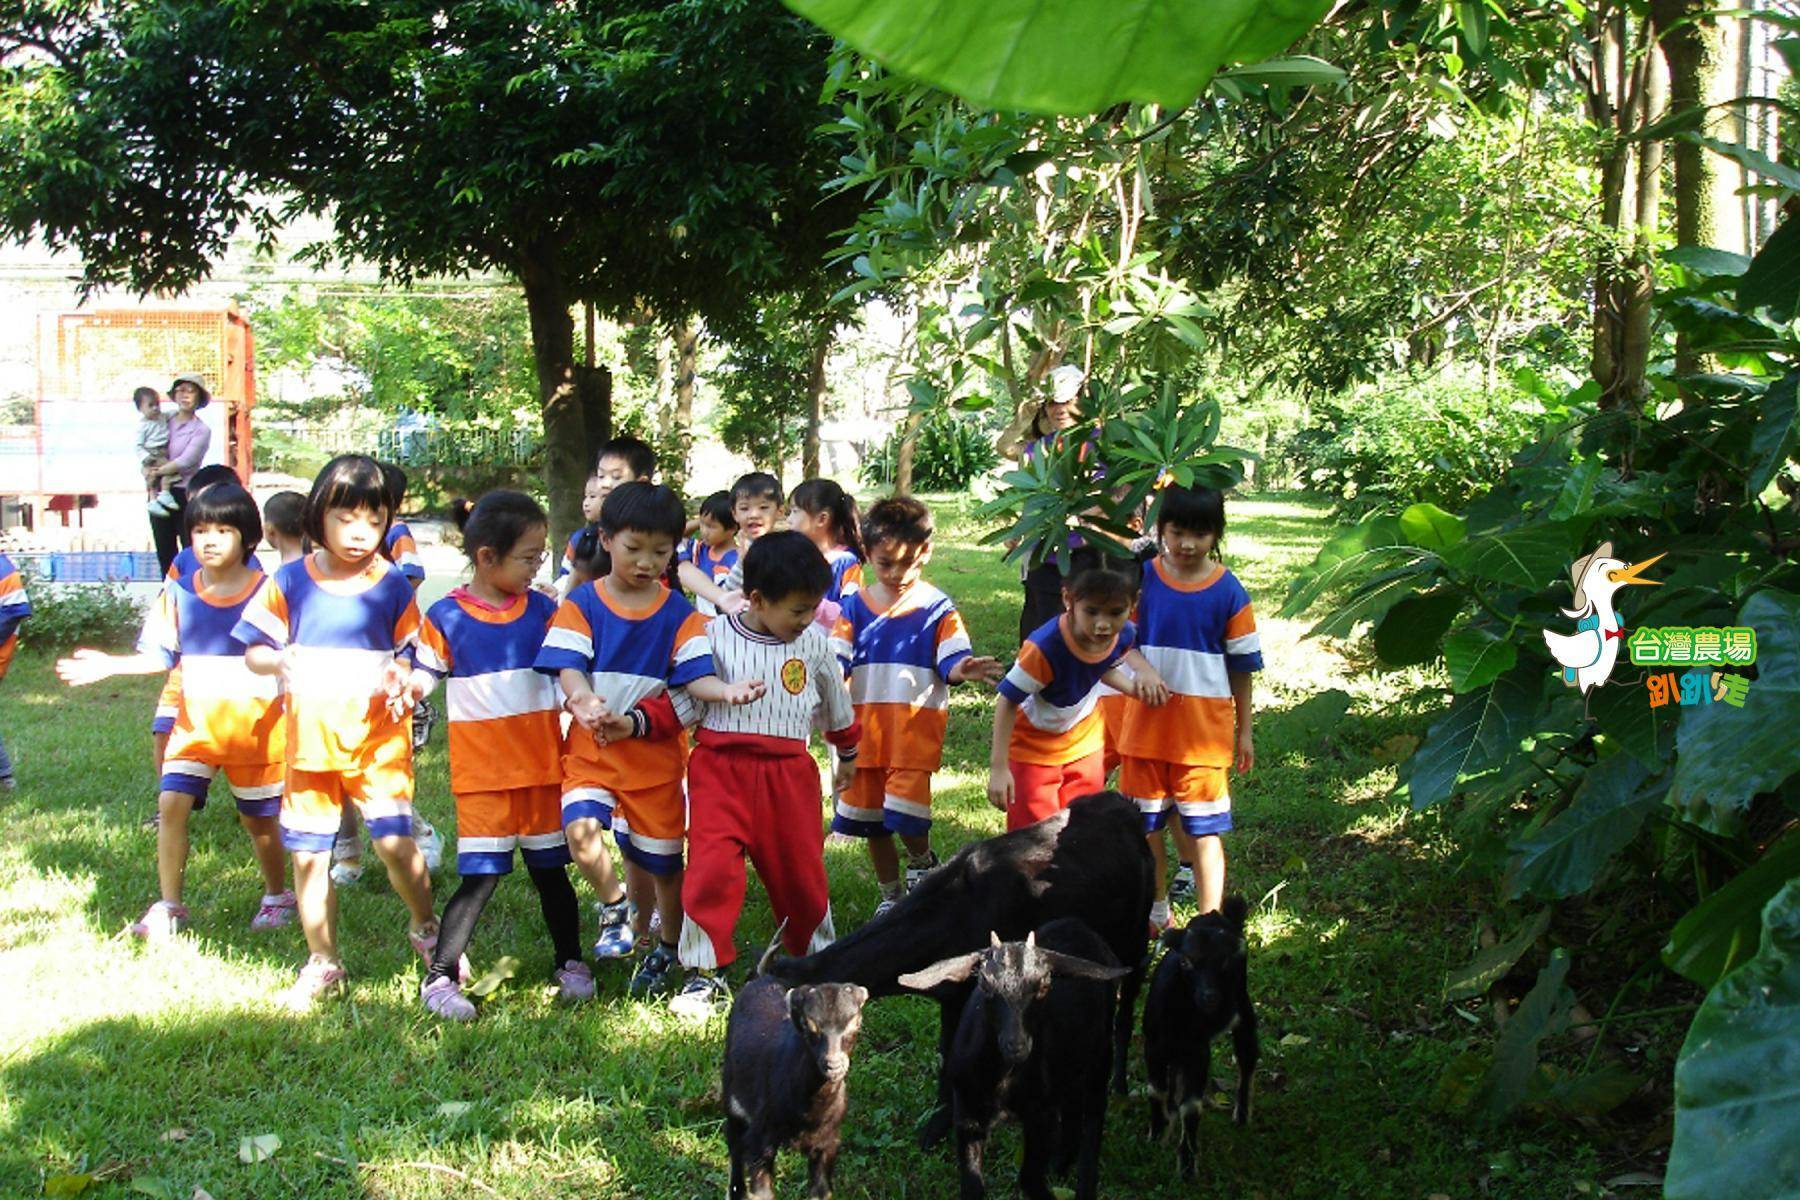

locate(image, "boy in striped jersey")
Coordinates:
670 530 860 1020
828 497 1001 919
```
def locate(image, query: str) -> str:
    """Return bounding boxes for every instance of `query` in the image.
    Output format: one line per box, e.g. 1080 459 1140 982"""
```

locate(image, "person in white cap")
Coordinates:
146 373 215 576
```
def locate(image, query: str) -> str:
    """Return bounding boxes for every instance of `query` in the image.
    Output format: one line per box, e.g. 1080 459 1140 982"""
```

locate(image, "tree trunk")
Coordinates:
575 364 612 473
894 407 926 494
669 320 699 492
520 251 585 548
802 323 832 480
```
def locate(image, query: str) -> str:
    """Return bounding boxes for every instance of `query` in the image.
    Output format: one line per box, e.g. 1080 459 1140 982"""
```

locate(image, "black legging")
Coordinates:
1020 560 1066 642
427 865 584 984
149 484 189 576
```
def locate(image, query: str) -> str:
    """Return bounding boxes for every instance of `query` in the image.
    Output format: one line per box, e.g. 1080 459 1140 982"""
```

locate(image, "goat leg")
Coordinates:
1177 1085 1202 1182
746 1154 777 1200
1111 959 1146 1094
1232 1008 1260 1126
807 1144 838 1200
955 1120 989 1200
919 997 960 1149
1017 1109 1058 1200
726 1117 747 1200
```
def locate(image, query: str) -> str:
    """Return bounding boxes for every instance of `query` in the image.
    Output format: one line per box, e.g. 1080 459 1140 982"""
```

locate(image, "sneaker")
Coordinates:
1148 901 1172 939
407 925 472 984
129 899 189 941
554 960 596 1005
0 775 15 793
146 492 177 517
593 899 635 960
415 820 444 873
141 806 160 830
628 942 680 998
421 973 477 1022
250 890 298 931
904 851 940 892
871 897 901 923
1169 864 1196 904
411 696 437 752
330 835 365 887
279 955 347 1011
668 970 732 1022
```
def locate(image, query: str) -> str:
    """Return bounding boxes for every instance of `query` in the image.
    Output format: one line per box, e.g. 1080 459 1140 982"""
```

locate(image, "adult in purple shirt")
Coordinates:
146 373 214 575
998 365 1090 640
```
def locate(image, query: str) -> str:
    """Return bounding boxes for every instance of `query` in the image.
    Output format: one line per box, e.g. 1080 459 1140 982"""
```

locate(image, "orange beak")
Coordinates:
1607 553 1664 587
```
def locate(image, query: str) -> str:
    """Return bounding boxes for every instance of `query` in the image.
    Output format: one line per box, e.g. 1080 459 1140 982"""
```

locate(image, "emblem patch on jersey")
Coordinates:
780 657 807 695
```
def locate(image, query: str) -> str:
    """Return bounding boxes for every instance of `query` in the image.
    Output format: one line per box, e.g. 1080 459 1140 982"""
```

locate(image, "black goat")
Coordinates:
899 919 1129 1200
768 791 1154 1143
722 934 870 1200
1143 895 1258 1178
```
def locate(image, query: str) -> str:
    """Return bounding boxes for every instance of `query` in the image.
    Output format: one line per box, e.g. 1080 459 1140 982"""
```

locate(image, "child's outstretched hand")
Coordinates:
986 767 1013 814
55 649 116 687
719 678 767 706
720 590 750 616
1132 669 1171 707
565 692 611 733
594 710 635 744
1234 728 1255 775
949 655 1004 686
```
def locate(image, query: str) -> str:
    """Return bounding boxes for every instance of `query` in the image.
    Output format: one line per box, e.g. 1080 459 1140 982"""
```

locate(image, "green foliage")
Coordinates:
785 0 1333 114
978 382 1257 570
1285 372 1574 515
15 573 144 653
712 296 837 482
860 410 999 492
1666 880 1800 1200
1281 217 1800 1135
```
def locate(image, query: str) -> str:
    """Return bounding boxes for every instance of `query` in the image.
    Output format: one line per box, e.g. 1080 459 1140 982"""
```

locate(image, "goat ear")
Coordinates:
1042 951 1132 982
786 987 810 1025
897 952 983 991
1221 895 1249 927
849 985 869 1009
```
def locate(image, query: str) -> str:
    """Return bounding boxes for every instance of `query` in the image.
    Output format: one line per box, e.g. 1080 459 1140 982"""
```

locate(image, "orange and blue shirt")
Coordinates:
555 527 587 581
999 615 1136 766
0 554 31 682
234 555 422 772
382 521 425 585
140 570 284 763
1118 559 1261 768
415 589 562 795
828 582 971 773
824 546 863 605
678 538 739 616
533 582 714 799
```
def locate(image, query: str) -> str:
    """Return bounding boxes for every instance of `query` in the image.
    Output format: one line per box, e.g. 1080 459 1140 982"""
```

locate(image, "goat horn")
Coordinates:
989 930 1003 949
1025 930 1036 950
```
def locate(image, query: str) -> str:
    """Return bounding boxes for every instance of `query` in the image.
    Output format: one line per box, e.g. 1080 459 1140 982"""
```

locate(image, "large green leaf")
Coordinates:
1398 502 1467 550
1506 755 1665 900
1216 55 1346 89
1477 950 1575 1122
1666 880 1800 1200
1669 589 1800 827
1590 677 1677 768
1444 522 1579 589
1401 663 1547 810
1746 370 1799 500
1739 217 1800 322
1664 829 1800 989
1444 909 1551 1001
782 0 1334 115
1374 589 1463 666
1444 626 1518 693
1664 245 1753 278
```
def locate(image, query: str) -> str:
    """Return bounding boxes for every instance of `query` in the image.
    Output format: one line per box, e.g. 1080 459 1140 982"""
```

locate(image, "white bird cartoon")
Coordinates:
1543 541 1664 694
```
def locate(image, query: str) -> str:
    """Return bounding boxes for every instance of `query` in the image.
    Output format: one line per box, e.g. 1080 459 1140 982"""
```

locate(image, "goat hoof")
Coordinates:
917 1105 951 1149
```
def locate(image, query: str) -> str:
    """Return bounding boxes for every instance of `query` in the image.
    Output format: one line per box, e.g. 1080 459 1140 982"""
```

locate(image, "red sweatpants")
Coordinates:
678 733 832 970
1007 750 1106 831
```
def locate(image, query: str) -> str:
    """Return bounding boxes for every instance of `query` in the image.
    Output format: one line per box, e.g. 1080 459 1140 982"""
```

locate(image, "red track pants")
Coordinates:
678 733 833 970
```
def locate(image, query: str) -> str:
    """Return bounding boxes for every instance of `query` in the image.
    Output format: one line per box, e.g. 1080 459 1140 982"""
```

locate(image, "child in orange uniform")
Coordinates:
59 485 292 937
237 454 443 1011
828 497 1000 918
0 551 33 790
409 491 590 1019
989 562 1165 830
1118 484 1259 926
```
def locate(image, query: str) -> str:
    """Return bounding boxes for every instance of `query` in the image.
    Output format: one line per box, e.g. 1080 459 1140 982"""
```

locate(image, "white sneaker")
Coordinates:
668 970 732 1022
330 834 365 887
416 820 444 873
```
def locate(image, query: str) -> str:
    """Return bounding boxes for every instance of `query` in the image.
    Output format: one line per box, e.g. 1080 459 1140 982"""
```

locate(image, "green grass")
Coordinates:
0 493 1624 1199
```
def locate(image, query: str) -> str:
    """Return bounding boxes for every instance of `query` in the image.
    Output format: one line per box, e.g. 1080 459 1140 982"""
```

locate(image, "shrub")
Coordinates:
15 564 146 652
861 410 1000 492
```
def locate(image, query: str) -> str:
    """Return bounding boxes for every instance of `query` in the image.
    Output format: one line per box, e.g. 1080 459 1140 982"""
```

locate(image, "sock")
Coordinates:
879 879 904 901
262 892 289 905
907 850 938 869
527 865 583 965
428 874 500 984
1150 898 1171 926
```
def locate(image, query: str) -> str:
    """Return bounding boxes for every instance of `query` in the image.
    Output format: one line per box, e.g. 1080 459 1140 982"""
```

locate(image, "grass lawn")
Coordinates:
0 493 1627 1198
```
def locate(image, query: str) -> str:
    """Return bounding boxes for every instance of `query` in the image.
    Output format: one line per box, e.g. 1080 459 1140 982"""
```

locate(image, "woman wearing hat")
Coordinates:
146 373 214 575
998 364 1093 640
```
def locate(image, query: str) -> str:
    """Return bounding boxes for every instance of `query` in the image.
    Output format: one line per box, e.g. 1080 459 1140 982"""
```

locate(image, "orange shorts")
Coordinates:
1007 751 1105 831
562 778 687 876
159 757 283 817
151 667 182 734
1120 756 1232 836
455 784 569 874
281 755 416 853
1099 692 1129 778
830 765 932 837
